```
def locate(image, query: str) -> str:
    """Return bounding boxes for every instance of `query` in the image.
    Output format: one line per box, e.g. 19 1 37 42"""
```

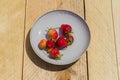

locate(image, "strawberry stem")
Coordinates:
68 32 73 36
56 54 63 60
45 27 49 32
67 38 72 45
46 27 51 32
42 50 49 56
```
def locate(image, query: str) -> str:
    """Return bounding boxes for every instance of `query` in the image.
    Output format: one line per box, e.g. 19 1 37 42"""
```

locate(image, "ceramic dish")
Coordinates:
30 10 90 65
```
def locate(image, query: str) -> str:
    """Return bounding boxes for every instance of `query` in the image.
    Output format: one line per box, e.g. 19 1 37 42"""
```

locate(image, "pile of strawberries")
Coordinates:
39 24 74 60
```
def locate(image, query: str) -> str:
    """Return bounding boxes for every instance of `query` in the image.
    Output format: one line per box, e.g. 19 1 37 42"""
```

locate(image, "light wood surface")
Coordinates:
0 0 25 80
85 0 118 80
112 0 120 79
0 0 120 80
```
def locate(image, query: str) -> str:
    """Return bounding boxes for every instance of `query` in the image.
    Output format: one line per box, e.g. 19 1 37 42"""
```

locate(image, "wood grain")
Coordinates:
112 0 120 79
23 0 87 80
0 0 25 80
85 0 119 80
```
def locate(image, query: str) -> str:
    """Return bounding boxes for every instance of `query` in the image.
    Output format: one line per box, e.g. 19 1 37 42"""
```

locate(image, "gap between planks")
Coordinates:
110 0 120 79
22 0 27 80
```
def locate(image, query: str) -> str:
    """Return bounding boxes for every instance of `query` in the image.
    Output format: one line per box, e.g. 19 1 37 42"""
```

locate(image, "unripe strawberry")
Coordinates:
39 39 47 49
47 28 58 40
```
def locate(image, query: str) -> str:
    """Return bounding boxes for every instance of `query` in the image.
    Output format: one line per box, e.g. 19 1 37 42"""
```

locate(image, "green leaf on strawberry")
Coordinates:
56 54 63 60
66 35 74 45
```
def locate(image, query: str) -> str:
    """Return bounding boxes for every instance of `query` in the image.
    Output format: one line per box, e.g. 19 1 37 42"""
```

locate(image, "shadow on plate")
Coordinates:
25 30 76 71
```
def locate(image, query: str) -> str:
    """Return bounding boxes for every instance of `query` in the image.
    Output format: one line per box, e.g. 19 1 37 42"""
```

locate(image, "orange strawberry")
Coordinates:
39 39 47 49
47 28 58 40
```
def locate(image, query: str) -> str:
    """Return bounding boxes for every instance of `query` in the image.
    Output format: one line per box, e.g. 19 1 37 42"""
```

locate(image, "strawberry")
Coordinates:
46 39 55 48
60 24 72 36
47 48 54 53
49 48 63 59
56 36 68 49
47 28 58 40
39 39 47 49
66 35 74 45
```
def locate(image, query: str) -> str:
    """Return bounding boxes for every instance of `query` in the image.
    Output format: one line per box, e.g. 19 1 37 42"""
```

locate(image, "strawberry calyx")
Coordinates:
64 32 73 36
56 54 63 60
66 35 74 45
67 38 72 45
47 48 54 53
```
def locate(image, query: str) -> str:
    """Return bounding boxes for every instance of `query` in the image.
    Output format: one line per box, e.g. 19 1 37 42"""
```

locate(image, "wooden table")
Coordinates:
0 0 120 80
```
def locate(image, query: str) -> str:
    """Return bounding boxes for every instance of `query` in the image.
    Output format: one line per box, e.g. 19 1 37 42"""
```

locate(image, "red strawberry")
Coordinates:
47 28 58 40
46 39 55 48
49 48 63 59
60 24 72 36
66 35 74 45
56 36 68 49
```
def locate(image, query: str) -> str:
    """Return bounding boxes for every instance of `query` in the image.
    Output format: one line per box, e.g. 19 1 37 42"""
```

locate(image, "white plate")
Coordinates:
30 10 90 65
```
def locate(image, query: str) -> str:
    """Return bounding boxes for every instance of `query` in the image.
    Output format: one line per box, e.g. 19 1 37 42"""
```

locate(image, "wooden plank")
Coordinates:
85 0 119 80
0 0 25 80
23 0 87 80
112 0 120 79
